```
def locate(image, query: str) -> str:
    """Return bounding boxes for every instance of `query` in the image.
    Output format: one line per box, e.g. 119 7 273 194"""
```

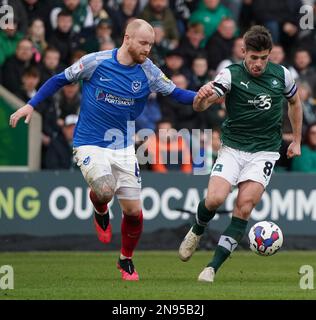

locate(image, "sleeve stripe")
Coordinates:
213 83 227 97
285 86 297 99
214 87 224 97
284 83 296 96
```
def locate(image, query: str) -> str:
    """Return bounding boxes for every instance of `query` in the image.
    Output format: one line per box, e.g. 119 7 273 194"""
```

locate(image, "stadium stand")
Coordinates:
1 0 315 172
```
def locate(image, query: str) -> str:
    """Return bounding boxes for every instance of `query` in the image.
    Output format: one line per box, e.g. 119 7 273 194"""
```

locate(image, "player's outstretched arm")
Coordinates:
287 92 303 158
169 87 197 105
9 72 70 128
168 83 219 112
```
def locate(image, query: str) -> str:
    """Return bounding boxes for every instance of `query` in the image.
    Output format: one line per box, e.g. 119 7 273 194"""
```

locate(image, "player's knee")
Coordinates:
94 188 114 203
205 193 226 210
90 175 116 203
234 198 255 219
124 208 142 217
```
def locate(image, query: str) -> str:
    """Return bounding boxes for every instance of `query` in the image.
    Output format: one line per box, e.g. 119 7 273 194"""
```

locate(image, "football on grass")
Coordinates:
248 221 283 256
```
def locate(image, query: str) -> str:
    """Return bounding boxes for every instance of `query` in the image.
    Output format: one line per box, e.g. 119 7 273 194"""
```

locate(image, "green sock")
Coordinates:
192 199 216 236
208 216 248 272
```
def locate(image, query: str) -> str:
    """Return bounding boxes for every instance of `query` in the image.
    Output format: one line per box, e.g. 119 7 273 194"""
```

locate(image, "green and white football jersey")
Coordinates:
213 61 297 153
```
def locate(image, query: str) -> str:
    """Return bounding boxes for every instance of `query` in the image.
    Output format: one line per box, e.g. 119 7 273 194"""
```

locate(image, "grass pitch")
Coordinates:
0 251 315 300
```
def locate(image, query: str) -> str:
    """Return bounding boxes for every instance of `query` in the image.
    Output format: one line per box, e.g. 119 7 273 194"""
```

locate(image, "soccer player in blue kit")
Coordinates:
9 19 196 281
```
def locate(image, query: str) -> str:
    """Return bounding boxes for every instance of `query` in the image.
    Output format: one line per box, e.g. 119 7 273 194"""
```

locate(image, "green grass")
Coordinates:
0 251 315 300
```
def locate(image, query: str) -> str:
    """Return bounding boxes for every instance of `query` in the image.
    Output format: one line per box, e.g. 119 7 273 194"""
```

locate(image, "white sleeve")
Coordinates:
282 66 297 100
64 52 103 82
65 53 97 82
213 68 232 97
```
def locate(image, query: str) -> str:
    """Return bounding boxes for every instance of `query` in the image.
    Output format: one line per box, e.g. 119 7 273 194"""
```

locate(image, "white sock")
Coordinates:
95 208 108 216
120 254 132 260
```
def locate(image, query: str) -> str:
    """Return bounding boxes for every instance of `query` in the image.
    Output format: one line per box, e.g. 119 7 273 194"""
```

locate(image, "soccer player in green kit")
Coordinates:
179 25 303 282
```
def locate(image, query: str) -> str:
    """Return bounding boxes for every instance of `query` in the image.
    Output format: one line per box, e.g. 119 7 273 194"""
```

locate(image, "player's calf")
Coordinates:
207 216 248 273
121 211 143 258
117 211 143 280
89 189 109 214
192 199 217 236
90 190 112 244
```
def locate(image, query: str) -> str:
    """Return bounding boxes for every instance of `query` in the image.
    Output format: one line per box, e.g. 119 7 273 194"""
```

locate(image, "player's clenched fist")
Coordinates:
197 82 214 99
286 141 301 158
9 104 34 128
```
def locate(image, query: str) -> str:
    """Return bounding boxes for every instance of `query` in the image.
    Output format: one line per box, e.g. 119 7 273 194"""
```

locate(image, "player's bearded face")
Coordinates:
128 45 148 63
128 36 154 64
244 49 270 77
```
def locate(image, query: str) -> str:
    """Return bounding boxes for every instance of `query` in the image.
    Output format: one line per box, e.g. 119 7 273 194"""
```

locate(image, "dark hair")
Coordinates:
193 53 208 61
294 48 311 57
44 46 60 55
243 25 273 52
22 66 40 78
57 9 73 19
187 22 204 33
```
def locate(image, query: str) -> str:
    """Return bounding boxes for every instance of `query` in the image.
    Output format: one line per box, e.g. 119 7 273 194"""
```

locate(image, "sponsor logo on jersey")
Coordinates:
240 81 250 89
248 93 272 110
100 77 112 82
132 80 142 92
104 93 135 106
95 88 135 106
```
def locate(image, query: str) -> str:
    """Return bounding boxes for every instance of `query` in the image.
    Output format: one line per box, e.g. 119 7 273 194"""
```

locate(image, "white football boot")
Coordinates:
179 227 201 262
198 267 215 282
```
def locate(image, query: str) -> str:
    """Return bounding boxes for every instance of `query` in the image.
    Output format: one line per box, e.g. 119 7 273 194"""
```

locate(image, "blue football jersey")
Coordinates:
64 48 176 149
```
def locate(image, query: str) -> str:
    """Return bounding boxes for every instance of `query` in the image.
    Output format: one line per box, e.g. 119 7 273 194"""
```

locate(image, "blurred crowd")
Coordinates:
1 0 316 173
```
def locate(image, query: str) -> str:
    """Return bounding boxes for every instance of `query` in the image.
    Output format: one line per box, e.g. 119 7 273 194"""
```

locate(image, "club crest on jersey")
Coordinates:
132 80 142 92
95 88 106 100
83 156 91 165
271 79 280 88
